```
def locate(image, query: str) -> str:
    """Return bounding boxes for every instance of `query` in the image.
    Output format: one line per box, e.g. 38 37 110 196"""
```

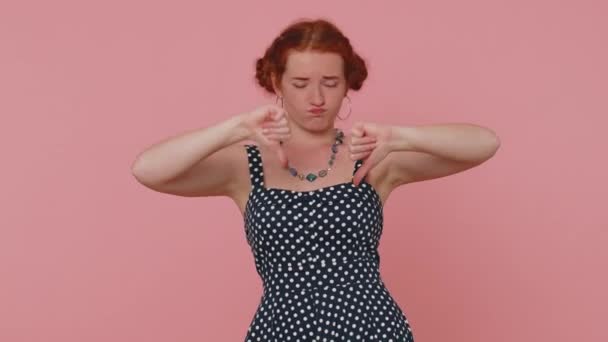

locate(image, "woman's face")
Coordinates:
273 50 347 132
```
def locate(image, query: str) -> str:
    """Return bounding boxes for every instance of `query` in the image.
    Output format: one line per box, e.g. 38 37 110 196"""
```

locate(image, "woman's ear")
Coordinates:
271 73 283 98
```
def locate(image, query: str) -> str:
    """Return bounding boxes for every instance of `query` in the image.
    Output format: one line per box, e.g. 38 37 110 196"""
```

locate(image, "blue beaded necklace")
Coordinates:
281 128 344 182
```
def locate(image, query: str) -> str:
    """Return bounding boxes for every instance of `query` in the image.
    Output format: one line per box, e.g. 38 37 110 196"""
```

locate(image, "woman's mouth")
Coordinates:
308 108 326 115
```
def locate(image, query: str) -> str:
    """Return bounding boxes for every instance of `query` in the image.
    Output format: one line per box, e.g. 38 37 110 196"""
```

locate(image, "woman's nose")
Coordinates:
309 86 325 105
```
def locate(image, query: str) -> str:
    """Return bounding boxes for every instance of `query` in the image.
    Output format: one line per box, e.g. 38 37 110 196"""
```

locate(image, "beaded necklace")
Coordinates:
280 128 344 182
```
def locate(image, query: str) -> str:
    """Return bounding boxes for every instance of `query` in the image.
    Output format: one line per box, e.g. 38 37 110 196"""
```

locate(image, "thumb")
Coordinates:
352 157 373 187
268 141 289 169
277 146 289 169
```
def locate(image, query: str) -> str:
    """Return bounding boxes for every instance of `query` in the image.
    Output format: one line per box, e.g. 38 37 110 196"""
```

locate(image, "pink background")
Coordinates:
1 1 606 341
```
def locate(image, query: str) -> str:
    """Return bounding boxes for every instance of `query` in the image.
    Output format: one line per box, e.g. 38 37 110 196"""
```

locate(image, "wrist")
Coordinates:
388 126 416 152
226 113 253 142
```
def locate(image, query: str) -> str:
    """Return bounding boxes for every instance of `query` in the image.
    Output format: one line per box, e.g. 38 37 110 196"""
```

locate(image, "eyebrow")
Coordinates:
290 76 340 81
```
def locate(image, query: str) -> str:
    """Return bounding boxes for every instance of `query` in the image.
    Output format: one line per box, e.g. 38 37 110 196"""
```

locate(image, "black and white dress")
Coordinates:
242 144 415 342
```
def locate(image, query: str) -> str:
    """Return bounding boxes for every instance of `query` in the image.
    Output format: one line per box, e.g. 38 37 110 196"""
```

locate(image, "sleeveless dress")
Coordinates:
242 144 415 342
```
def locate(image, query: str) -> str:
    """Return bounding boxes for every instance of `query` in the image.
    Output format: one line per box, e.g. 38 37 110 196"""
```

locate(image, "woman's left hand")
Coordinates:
349 122 394 187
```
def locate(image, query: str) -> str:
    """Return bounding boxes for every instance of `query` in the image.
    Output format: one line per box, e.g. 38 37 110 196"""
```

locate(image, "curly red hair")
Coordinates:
255 18 368 95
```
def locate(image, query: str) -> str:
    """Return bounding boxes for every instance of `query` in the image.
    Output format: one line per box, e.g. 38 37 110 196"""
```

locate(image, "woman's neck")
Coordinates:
281 126 339 150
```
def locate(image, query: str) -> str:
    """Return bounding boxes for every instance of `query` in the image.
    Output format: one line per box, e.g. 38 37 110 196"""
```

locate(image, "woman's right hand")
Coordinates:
239 104 291 168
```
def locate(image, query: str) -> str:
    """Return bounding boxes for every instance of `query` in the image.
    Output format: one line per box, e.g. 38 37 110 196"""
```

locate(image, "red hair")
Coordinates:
255 18 368 95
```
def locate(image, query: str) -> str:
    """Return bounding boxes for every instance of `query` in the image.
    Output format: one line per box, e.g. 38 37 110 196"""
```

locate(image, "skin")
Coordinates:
272 50 349 145
250 49 391 202
133 49 499 217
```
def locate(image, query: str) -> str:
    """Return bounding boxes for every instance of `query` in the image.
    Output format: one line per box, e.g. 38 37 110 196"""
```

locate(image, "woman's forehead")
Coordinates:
285 51 344 76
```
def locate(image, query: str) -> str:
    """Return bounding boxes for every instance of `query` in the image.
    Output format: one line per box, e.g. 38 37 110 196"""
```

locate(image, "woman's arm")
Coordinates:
386 123 501 185
130 113 251 197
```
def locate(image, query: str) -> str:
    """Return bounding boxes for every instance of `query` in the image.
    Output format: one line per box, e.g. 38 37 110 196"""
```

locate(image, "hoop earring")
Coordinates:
337 95 352 120
276 95 283 107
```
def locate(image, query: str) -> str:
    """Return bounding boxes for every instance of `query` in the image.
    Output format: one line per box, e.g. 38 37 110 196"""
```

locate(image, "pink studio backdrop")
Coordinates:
1 1 606 341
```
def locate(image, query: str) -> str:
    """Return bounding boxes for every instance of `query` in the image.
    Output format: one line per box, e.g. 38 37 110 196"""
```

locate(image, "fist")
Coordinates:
241 104 291 168
349 121 393 186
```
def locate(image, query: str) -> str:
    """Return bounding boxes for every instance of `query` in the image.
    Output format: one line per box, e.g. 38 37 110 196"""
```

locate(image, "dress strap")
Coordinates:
244 144 265 191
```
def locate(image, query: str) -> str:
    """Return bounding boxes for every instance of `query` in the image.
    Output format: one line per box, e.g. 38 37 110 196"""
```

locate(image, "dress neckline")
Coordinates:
252 144 361 193
264 180 385 209
244 180 384 219
243 144 385 219
265 181 356 194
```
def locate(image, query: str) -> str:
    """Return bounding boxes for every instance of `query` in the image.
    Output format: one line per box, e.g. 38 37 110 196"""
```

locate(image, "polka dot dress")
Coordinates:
242 144 414 342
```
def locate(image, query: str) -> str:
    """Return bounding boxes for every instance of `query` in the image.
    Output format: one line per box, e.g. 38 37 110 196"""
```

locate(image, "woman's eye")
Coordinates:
293 83 338 88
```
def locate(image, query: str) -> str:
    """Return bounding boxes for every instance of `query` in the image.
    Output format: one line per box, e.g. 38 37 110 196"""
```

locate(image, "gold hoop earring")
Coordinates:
337 95 352 120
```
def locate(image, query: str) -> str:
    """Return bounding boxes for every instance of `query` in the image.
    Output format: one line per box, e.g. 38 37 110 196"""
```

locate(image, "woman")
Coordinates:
132 18 500 342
